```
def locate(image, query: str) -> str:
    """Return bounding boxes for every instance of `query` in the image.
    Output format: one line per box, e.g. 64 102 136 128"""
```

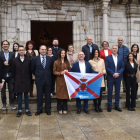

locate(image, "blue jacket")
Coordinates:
118 45 129 63
105 55 124 81
71 61 98 73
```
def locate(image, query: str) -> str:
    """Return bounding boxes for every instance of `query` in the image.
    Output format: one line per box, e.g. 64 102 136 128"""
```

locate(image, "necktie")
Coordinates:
42 56 45 69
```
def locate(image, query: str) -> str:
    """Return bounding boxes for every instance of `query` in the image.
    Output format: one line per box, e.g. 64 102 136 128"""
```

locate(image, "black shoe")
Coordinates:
53 91 56 95
95 107 99 113
26 111 32 116
98 106 103 112
46 111 51 115
17 112 22 117
108 107 111 112
84 109 89 114
128 107 132 111
123 89 126 92
115 107 122 112
131 108 135 111
77 109 81 114
35 110 42 116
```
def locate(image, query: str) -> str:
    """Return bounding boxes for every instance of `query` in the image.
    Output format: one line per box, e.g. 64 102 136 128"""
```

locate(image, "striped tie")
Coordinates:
42 56 45 69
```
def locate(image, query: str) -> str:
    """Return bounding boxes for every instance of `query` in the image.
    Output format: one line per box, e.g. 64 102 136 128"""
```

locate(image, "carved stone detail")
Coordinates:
0 0 7 13
102 5 109 14
43 0 62 10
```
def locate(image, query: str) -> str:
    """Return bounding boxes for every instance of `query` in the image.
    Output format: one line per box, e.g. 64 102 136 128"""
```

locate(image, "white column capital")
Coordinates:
101 0 110 15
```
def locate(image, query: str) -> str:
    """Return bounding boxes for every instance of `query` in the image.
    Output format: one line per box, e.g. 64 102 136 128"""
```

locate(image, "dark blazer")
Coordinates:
0 58 3 83
13 52 19 58
0 50 14 78
82 43 98 61
12 56 31 93
31 55 53 86
124 62 138 75
105 55 124 81
52 46 62 59
71 61 98 73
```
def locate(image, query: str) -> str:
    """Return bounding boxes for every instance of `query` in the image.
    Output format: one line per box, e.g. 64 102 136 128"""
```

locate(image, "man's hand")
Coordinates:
4 61 9 66
0 82 4 90
113 73 120 78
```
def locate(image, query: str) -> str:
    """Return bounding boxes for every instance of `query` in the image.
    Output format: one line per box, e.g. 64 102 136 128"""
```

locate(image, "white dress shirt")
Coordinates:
20 57 24 62
112 54 118 73
130 63 134 68
79 61 86 73
15 52 18 58
104 50 108 57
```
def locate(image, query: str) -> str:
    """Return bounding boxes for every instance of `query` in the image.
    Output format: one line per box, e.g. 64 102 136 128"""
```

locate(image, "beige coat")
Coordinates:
67 51 78 67
89 58 106 87
135 53 140 83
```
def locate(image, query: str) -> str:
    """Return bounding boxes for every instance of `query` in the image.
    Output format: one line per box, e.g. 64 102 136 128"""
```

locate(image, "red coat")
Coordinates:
99 49 112 61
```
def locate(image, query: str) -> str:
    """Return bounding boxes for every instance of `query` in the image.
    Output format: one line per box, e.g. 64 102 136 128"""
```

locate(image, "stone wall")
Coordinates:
0 0 140 52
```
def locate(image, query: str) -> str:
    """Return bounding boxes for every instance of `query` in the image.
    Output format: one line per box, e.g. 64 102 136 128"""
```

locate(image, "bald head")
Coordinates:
87 36 92 45
118 37 124 47
78 51 85 61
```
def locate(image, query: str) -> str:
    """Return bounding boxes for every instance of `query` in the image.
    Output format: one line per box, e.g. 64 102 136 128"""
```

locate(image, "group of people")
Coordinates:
0 36 139 117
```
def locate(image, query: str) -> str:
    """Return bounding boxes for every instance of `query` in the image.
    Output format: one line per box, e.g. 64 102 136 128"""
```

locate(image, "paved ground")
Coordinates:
0 108 140 140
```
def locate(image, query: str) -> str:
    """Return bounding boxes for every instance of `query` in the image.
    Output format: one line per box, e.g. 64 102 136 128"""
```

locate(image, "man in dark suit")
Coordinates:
82 36 98 61
0 40 16 110
52 38 62 59
105 45 124 112
0 58 4 90
71 51 98 114
31 45 53 116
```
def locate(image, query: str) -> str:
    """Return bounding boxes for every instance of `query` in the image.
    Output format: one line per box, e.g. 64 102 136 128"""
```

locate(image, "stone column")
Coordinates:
101 0 110 42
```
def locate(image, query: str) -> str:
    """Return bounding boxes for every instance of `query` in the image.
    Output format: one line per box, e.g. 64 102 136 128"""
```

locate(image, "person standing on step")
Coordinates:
71 52 98 114
105 45 124 112
31 45 53 116
53 49 71 115
124 53 137 111
89 49 106 113
0 40 16 110
25 40 39 97
82 36 98 61
12 45 32 117
117 37 129 93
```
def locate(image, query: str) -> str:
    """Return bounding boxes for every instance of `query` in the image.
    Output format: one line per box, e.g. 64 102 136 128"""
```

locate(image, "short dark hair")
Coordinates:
68 44 74 49
18 45 25 49
47 46 52 51
13 42 20 52
53 38 58 41
131 44 139 53
39 45 47 50
91 48 100 59
1 40 10 46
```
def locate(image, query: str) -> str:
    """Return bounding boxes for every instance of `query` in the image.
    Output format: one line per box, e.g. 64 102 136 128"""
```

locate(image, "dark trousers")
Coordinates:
136 83 138 98
103 75 106 92
76 98 88 110
57 99 68 111
36 83 51 111
1 77 14 104
107 79 121 108
93 87 103 107
122 72 126 91
125 75 136 108
17 92 29 111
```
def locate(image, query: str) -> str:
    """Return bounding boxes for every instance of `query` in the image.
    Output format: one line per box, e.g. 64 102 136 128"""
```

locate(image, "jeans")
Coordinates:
17 92 29 111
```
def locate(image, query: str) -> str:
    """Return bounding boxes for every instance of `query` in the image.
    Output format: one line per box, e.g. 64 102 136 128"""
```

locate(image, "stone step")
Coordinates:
13 92 140 104
1 98 140 114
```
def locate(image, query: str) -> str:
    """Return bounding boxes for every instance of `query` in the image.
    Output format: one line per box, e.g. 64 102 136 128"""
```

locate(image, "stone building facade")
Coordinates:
0 0 140 52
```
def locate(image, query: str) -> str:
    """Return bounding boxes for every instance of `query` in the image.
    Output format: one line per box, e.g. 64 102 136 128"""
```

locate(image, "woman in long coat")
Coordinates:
53 49 71 115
